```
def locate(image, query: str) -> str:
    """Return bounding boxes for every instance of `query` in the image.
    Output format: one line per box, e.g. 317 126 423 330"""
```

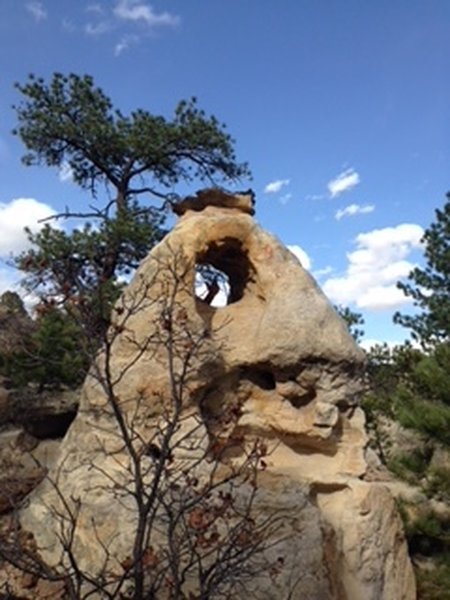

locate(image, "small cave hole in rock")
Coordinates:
288 388 316 409
242 367 276 391
194 238 254 307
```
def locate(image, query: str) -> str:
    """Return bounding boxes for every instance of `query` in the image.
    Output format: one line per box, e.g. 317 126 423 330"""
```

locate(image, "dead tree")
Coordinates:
0 247 289 600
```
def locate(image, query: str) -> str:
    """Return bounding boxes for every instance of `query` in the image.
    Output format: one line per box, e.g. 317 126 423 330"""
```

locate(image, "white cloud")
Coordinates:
58 162 74 183
0 198 56 256
279 193 292 205
26 1 47 22
83 1 180 53
114 34 139 55
61 18 76 32
328 168 360 198
0 265 40 312
359 338 405 351
287 245 311 270
335 203 375 220
264 179 290 194
323 223 424 311
313 265 333 279
85 21 112 35
0 267 20 296
113 0 180 27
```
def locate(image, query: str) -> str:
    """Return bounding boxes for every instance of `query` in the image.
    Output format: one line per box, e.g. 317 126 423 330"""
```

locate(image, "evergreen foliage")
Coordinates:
26 305 88 389
363 195 450 598
13 73 249 198
364 341 450 600
334 304 365 343
13 73 250 339
0 304 87 390
394 193 450 345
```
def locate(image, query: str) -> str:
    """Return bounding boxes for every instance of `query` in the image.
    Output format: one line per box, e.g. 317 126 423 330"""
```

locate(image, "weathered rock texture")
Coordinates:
0 388 78 515
19 190 415 599
0 291 33 358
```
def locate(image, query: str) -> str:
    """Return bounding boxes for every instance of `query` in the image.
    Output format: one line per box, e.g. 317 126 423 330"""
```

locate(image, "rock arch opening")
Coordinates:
194 238 254 307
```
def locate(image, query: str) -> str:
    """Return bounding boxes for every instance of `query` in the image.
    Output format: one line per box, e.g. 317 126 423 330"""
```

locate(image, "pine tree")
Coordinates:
394 193 450 344
13 73 250 339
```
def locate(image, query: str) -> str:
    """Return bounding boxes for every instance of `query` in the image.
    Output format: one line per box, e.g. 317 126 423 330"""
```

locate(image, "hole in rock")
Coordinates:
288 387 316 409
336 399 350 411
23 411 77 440
195 238 254 307
241 367 276 391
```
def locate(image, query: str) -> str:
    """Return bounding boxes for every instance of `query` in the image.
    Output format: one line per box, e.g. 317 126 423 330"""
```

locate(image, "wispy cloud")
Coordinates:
279 193 292 205
264 179 290 194
328 168 360 198
335 203 375 220
113 0 180 27
287 245 311 270
313 265 333 279
85 21 112 35
80 1 180 55
359 338 409 351
114 34 139 55
323 223 424 310
26 1 47 22
61 18 76 32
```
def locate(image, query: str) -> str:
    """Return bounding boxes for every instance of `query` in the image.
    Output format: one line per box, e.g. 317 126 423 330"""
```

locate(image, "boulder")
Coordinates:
7 388 79 439
19 190 415 599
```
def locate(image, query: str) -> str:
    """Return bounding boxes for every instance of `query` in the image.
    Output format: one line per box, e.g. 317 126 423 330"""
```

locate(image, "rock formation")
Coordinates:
0 291 34 359
17 190 415 599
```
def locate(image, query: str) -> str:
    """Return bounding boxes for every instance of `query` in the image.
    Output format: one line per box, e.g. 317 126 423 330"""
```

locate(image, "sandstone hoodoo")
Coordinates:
17 189 415 599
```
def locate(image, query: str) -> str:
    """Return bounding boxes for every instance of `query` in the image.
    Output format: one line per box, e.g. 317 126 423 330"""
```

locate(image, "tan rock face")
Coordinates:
318 483 416 600
19 191 415 599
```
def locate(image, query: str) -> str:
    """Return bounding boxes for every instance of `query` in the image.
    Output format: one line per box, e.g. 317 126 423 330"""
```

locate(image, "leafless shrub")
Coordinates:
0 247 290 599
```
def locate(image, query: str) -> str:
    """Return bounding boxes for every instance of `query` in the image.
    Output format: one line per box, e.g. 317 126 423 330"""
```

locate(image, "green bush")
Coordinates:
424 467 450 503
395 499 450 599
394 390 450 446
413 343 450 406
3 306 89 390
387 448 430 483
416 561 450 600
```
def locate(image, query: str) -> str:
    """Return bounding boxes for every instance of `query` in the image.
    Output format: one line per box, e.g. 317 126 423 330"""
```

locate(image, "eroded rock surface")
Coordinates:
19 190 415 599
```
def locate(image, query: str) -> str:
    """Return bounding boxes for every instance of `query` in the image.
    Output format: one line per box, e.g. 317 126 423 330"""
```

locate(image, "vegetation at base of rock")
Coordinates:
396 500 450 600
13 72 250 339
0 292 88 390
361 193 450 600
415 563 450 600
387 448 430 482
363 344 450 598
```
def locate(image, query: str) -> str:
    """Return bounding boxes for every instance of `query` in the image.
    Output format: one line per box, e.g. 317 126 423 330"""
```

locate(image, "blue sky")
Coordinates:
0 1 449 346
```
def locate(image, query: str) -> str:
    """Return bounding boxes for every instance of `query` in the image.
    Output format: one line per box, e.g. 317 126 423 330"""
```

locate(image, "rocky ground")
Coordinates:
0 380 78 515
